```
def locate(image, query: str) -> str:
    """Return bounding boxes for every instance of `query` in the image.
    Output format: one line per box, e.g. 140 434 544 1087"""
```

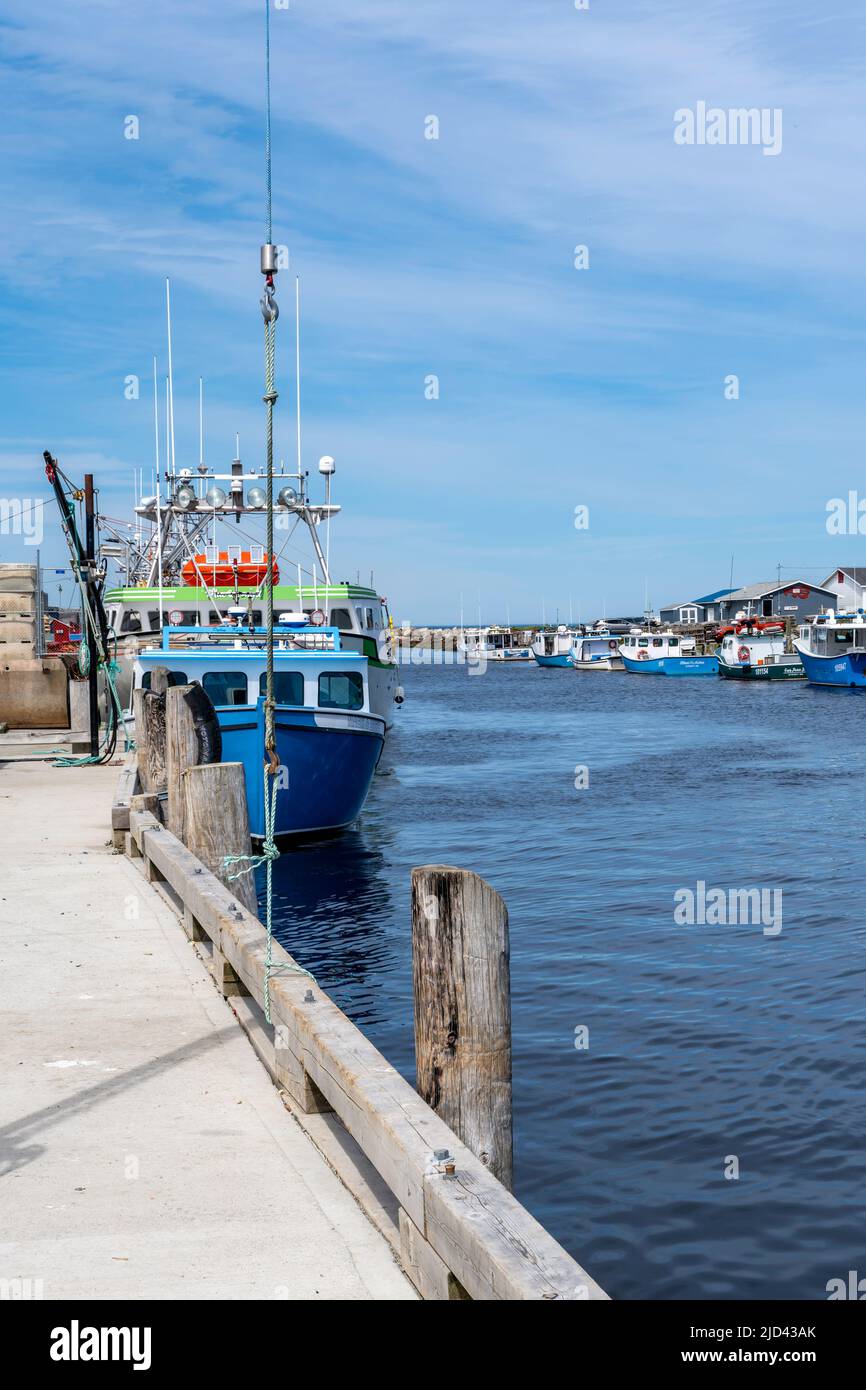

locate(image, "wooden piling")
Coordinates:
135 670 169 795
181 762 258 915
165 685 200 842
411 864 513 1190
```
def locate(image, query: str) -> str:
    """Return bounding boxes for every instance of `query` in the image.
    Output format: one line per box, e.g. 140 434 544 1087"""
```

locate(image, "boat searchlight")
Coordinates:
175 484 197 510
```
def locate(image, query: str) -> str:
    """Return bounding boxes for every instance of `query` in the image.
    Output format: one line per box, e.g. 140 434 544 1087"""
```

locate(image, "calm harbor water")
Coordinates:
264 661 866 1300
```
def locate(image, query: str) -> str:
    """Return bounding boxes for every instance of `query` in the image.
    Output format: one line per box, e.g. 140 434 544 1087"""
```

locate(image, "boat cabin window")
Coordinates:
652 638 663 648
140 670 188 691
318 672 364 711
120 610 143 633
258 671 304 704
202 671 249 706
330 608 352 629
638 638 648 647
669 636 679 648
833 630 853 645
366 607 376 628
355 607 366 629
168 610 198 626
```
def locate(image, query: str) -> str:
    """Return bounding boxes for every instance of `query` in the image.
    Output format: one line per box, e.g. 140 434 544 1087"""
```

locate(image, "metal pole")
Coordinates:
83 475 99 757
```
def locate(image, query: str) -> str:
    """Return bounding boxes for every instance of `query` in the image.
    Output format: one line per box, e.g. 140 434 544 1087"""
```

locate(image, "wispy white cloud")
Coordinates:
1 1 864 617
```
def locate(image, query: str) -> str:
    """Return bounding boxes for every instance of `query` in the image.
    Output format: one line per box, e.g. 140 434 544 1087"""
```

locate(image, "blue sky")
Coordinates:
1 0 865 622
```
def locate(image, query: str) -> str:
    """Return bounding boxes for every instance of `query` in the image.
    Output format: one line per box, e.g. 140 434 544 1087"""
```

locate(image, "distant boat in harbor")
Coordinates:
794 610 866 687
457 626 534 661
531 625 576 667
571 630 624 670
717 618 804 681
620 628 717 675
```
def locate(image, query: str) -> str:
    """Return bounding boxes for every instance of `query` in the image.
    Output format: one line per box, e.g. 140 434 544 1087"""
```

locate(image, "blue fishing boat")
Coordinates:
620 629 718 676
531 625 576 667
794 610 866 687
133 614 385 839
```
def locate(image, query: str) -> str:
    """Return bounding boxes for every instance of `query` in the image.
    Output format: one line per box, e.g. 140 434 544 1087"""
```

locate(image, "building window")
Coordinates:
258 671 304 704
202 671 249 706
681 607 698 623
318 672 364 710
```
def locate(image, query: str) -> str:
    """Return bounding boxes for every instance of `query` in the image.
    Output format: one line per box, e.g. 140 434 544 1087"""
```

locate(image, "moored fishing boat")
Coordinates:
457 626 534 661
794 610 866 687
717 617 804 680
531 625 576 667
620 629 717 675
133 615 385 838
571 630 624 670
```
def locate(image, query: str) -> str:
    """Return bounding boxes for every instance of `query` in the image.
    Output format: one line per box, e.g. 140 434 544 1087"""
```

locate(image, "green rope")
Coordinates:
221 769 315 1024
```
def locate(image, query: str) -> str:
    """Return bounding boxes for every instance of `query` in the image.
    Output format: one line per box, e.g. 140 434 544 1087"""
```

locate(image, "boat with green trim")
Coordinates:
717 618 804 681
102 462 402 728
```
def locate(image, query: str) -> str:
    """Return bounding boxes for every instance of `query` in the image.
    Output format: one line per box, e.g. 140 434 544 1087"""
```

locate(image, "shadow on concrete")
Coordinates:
0 1029 233 1177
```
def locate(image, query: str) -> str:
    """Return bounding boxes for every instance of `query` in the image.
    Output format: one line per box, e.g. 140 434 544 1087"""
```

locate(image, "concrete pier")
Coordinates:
0 758 414 1300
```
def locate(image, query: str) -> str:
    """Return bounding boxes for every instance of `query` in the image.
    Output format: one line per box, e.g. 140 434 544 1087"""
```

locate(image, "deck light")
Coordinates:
246 486 267 508
205 486 226 509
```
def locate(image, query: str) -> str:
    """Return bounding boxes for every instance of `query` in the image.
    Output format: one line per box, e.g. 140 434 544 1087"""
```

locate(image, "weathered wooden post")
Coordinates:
165 685 200 842
411 864 513 1190
135 668 169 794
182 763 258 916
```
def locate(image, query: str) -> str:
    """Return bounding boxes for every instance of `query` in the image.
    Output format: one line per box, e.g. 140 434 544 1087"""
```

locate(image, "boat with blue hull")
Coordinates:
531 626 576 667
134 617 385 839
620 629 718 676
794 610 866 688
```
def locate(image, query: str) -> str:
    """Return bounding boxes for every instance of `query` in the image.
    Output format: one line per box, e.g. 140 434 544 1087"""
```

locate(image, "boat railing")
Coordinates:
159 624 343 652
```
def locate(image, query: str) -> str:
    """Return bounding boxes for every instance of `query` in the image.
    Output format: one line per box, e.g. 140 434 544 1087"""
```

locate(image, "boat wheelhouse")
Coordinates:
133 617 385 839
619 629 717 676
107 579 399 725
794 610 866 687
717 618 804 681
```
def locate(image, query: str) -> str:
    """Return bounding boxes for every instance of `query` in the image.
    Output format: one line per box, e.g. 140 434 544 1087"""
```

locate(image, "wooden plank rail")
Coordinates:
110 753 140 848
123 776 606 1302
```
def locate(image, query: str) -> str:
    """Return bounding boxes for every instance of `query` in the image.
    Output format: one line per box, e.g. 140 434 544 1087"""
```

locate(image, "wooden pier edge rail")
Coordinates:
112 736 606 1301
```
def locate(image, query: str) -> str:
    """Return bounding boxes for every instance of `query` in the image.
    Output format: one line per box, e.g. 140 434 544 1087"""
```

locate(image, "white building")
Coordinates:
820 568 866 610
